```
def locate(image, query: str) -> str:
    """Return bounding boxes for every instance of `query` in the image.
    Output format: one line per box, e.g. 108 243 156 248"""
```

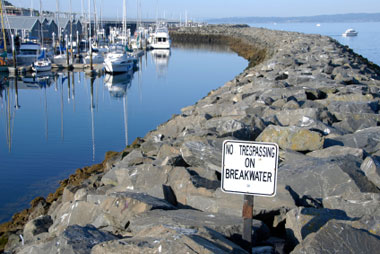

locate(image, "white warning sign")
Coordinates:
221 140 278 196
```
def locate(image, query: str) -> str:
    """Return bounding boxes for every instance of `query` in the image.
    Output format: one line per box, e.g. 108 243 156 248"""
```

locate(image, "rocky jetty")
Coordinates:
2 24 380 253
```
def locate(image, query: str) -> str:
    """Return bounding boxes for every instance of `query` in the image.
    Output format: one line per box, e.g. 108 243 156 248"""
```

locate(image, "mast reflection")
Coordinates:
104 72 133 146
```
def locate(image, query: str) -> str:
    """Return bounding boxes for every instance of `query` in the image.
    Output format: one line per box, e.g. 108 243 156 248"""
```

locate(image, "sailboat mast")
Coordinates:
88 0 93 69
0 0 8 52
56 0 60 41
39 0 43 47
122 0 126 46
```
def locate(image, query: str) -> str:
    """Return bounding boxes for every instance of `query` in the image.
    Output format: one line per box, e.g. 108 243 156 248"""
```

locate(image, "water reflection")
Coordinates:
151 49 171 77
104 72 133 146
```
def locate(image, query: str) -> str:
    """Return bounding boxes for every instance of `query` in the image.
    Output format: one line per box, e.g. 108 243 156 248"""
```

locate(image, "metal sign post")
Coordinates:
221 140 279 251
242 194 254 250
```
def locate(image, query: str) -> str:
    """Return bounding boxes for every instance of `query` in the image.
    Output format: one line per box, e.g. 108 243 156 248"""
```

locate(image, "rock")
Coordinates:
360 156 380 188
102 164 173 199
18 225 118 254
204 117 253 139
23 215 53 242
92 225 248 254
180 139 222 172
285 207 351 247
327 101 378 114
129 209 269 243
323 192 380 219
272 108 320 127
257 125 324 152
291 220 380 254
325 127 380 155
332 114 379 133
278 155 376 202
307 145 364 159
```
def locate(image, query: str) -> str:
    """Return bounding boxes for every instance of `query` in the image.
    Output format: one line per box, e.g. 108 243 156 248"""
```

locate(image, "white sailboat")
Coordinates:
32 0 51 72
32 50 52 72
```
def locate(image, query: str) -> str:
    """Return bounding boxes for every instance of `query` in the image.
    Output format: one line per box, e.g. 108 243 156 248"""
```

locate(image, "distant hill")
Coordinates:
207 13 380 24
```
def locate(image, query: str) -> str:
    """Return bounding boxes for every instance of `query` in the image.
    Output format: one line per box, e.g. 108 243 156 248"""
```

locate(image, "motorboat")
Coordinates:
342 28 358 37
149 24 171 49
104 44 135 74
16 42 41 66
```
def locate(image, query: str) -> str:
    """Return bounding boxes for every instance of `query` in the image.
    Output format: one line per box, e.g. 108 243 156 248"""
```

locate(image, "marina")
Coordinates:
0 43 248 223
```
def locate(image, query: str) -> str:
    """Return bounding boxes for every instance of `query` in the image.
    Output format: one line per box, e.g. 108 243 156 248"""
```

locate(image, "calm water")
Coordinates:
0 45 248 223
250 22 380 65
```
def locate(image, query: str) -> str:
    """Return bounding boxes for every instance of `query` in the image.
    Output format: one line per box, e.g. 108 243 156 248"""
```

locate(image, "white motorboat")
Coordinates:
16 42 41 66
104 44 135 74
342 28 358 37
149 24 171 49
32 50 52 72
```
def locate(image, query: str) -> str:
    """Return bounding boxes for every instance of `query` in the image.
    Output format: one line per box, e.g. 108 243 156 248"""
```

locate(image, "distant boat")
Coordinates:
316 23 321 27
32 50 52 72
148 23 171 49
342 28 358 37
17 42 41 66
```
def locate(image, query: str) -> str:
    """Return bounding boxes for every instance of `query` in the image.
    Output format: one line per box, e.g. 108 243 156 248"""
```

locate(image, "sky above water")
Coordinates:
8 0 380 20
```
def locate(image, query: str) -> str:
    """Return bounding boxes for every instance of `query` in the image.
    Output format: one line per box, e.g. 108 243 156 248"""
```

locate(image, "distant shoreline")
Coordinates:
207 12 380 24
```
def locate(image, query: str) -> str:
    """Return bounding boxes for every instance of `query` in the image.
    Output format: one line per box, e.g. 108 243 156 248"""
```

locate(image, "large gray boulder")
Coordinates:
323 192 380 219
129 209 269 242
92 225 248 254
23 215 53 242
291 220 380 254
18 225 118 254
325 127 380 155
307 145 364 159
360 156 380 189
277 154 377 202
285 207 351 247
180 138 223 172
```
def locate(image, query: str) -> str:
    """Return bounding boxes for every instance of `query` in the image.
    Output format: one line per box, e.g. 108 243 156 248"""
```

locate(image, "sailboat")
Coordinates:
84 0 104 65
32 49 52 72
32 0 52 72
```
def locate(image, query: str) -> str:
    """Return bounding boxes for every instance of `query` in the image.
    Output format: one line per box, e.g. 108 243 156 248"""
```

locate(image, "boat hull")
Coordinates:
32 60 52 72
104 59 133 74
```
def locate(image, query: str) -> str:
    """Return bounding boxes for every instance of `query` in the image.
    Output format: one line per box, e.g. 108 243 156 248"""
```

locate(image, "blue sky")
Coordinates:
8 0 380 20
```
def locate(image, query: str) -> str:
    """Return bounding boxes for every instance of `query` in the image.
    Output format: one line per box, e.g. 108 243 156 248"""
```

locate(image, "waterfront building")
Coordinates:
6 16 41 41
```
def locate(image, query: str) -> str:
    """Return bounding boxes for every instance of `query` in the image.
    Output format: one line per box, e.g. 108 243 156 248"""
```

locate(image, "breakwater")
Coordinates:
2 24 380 253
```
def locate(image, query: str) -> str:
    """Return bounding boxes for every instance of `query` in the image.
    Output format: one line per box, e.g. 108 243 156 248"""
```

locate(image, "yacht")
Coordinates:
342 28 358 37
149 24 171 49
16 42 41 66
104 45 134 74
